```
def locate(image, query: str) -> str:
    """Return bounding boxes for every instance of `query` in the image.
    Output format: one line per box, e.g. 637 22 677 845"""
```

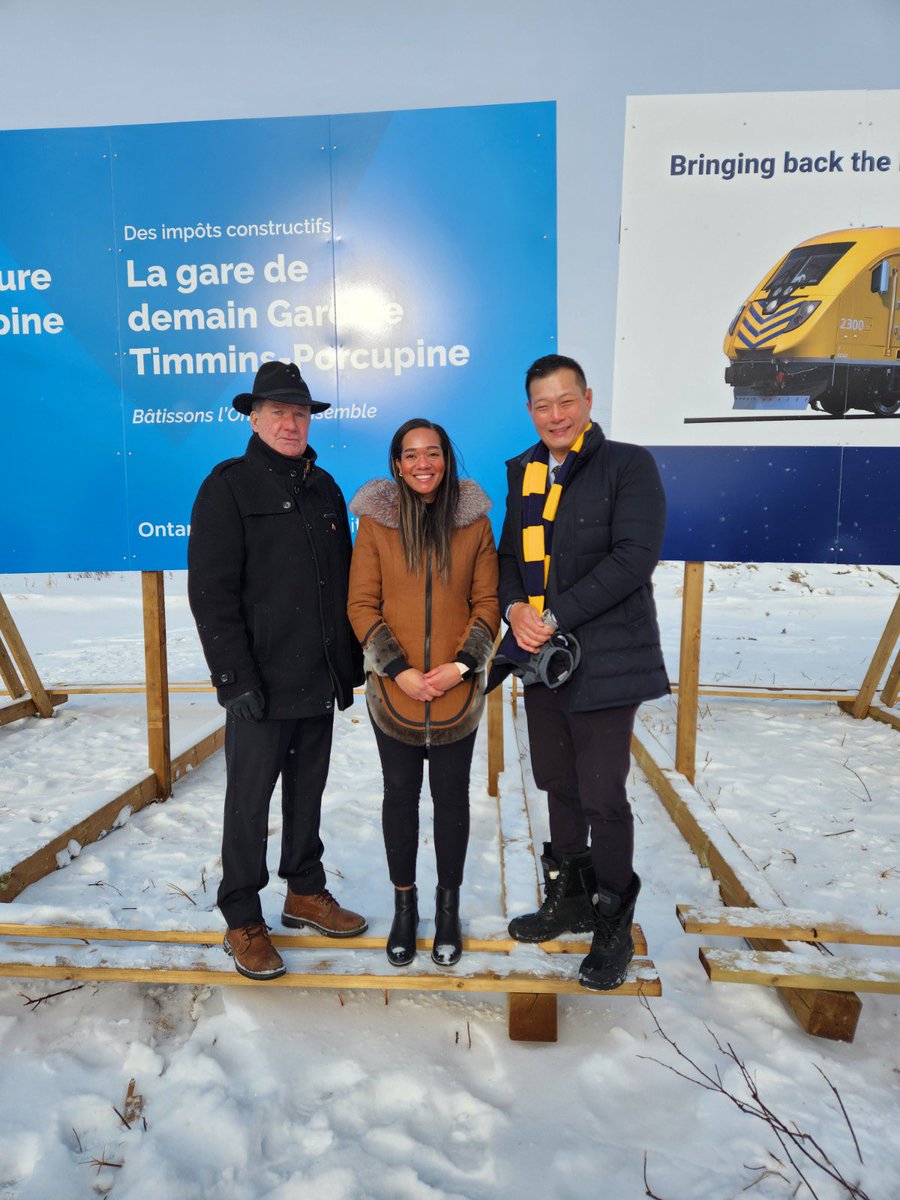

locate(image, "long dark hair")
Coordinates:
389 418 460 581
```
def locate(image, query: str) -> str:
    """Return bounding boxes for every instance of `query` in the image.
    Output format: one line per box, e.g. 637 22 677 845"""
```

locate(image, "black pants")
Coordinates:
371 719 477 889
218 711 333 928
524 684 638 896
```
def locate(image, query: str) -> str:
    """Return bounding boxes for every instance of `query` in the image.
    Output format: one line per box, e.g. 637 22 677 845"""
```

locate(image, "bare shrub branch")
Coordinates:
637 998 870 1200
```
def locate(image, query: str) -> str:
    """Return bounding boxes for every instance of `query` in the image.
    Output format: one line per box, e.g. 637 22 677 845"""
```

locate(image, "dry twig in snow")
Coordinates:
643 1151 667 1198
19 984 84 1010
842 762 872 804
637 999 870 1200
166 882 197 905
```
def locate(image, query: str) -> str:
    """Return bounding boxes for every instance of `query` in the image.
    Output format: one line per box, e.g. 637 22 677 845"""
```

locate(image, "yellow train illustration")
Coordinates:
723 227 900 416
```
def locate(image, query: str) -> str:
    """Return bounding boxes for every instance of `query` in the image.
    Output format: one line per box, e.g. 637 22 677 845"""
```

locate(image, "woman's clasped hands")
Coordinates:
394 662 466 701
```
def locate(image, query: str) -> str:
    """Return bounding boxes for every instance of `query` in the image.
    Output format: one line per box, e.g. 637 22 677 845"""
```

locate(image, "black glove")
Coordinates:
224 688 265 720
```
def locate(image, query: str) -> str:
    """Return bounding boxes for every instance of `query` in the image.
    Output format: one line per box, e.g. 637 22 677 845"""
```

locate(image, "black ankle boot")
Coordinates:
386 886 418 967
508 843 593 942
432 886 462 966
579 873 641 991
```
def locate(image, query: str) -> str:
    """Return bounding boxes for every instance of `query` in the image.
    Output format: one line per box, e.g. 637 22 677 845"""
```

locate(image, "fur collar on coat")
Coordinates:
349 478 492 528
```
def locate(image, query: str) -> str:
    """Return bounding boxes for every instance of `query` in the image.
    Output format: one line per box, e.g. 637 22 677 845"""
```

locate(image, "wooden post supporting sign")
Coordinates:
141 571 172 798
675 562 704 782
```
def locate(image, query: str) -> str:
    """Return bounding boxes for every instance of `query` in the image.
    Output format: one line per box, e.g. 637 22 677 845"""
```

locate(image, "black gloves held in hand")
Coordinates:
224 688 265 721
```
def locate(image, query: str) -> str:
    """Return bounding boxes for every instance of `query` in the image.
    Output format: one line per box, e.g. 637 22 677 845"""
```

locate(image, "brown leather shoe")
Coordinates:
223 922 286 980
281 888 368 937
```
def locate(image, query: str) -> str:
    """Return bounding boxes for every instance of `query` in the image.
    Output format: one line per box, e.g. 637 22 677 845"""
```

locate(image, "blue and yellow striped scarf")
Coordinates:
520 424 591 614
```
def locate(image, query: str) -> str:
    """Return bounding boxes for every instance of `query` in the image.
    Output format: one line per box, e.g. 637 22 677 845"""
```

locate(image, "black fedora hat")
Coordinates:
233 361 330 415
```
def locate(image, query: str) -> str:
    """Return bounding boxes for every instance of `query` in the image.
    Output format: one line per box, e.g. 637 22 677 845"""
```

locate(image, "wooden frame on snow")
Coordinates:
632 728 862 1042
0 642 662 1042
671 563 900 787
677 905 900 997
0 922 660 1043
0 592 67 726
0 573 223 900
4 562 894 1038
698 949 900 994
677 904 900 947
651 561 898 1040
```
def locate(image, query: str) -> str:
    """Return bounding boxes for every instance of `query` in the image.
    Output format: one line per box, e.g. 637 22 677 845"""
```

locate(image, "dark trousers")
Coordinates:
371 719 477 889
218 711 333 928
524 684 638 896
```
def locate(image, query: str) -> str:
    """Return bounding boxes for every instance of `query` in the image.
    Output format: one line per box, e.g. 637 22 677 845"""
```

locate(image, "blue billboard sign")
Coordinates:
1 103 557 571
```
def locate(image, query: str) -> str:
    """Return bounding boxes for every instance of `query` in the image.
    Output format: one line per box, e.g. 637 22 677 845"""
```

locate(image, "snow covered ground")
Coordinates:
0 564 898 1199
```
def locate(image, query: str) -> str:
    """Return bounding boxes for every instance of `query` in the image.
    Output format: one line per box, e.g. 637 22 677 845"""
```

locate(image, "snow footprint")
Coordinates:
329 1069 506 1187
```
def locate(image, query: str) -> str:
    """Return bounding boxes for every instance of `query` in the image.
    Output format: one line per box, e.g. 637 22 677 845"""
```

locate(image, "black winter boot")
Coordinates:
386 887 418 967
431 886 462 966
578 872 641 991
508 843 593 942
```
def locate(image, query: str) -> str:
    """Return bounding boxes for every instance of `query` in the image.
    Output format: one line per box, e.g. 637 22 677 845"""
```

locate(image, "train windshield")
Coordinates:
764 242 853 296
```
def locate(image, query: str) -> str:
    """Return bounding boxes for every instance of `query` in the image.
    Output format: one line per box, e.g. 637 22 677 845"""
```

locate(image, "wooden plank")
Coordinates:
508 992 557 1041
0 926 517 952
700 948 900 994
0 636 25 698
0 958 661 995
0 773 160 902
141 571 172 797
677 904 900 947
0 682 217 696
860 704 900 734
0 921 647 957
881 645 900 708
670 685 856 702
0 691 68 727
631 733 754 908
632 730 862 1042
0 696 39 725
675 562 704 782
847 592 900 719
487 681 504 798
171 722 225 784
0 592 53 717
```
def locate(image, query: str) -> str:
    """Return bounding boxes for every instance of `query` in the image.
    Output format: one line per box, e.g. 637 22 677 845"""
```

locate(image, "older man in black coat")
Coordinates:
188 361 366 980
497 354 669 990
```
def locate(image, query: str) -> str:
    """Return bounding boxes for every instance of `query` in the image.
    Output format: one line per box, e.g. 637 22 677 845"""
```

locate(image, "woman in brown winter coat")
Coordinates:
348 419 499 968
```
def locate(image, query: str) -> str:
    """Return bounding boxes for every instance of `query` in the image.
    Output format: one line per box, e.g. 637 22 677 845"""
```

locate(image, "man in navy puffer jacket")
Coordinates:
498 354 669 990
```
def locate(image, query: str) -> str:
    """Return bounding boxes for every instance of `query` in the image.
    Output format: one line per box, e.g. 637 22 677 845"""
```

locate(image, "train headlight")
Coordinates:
777 300 820 333
727 306 744 335
781 300 820 331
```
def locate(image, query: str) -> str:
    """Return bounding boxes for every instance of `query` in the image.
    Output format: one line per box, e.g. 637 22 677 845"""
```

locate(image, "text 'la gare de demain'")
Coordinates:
124 255 395 331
